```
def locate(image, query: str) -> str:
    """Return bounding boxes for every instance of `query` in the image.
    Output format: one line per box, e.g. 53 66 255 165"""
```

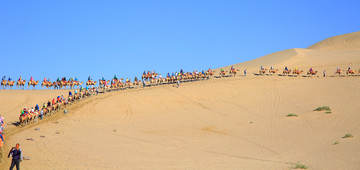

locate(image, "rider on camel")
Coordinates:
88 76 91 81
113 75 118 80
19 76 22 81
2 76 5 81
30 76 34 82
285 66 288 71
43 77 47 83
75 77 78 82
231 65 234 70
52 98 56 105
8 76 12 81
309 67 313 73
261 65 264 70
270 66 274 70
102 76 105 81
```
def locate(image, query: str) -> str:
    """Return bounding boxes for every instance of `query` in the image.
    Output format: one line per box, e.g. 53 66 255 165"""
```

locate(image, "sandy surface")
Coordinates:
1 32 360 169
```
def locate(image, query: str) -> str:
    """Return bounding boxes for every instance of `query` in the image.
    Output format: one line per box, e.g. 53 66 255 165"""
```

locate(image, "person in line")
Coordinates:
244 69 247 76
8 143 23 170
35 104 39 111
323 70 326 77
40 109 44 120
177 80 180 88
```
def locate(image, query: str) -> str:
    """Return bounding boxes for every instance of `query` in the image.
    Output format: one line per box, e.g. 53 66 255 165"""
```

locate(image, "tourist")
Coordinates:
8 143 22 170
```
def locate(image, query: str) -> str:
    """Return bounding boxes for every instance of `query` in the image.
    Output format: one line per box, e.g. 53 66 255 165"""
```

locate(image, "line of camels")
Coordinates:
256 67 360 76
19 88 94 127
2 67 360 90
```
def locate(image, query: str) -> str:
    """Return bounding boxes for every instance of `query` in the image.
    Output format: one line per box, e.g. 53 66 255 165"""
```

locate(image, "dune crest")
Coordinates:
307 31 360 51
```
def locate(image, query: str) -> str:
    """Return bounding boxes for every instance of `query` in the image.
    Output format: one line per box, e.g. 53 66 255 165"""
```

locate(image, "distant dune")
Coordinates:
216 31 360 74
307 31 360 51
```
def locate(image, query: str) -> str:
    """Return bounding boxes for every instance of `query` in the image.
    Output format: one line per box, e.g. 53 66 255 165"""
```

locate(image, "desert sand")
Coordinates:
1 31 360 169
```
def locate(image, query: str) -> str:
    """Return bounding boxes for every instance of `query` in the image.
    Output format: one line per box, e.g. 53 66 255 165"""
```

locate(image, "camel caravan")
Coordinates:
2 66 360 90
18 87 96 127
256 66 360 77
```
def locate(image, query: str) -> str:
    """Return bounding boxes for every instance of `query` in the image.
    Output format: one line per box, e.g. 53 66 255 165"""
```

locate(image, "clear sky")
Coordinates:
1 0 359 84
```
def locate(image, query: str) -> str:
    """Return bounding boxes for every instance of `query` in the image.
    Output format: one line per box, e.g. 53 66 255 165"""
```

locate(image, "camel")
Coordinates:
17 80 26 89
41 81 53 89
206 70 214 76
19 114 28 127
1 80 7 89
229 69 238 77
269 69 279 74
283 70 291 75
7 81 15 89
335 69 342 75
142 73 159 80
74 81 83 88
293 70 303 75
54 81 65 89
346 69 356 74
307 70 318 76
28 80 39 89
99 80 110 87
220 71 226 76
86 80 97 86
125 80 132 87
259 69 266 75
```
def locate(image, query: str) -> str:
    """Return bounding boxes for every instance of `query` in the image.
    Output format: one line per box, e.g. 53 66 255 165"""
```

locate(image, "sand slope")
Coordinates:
2 76 360 169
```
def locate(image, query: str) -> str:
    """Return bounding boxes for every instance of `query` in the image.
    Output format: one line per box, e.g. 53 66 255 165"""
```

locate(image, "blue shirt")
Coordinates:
9 148 22 160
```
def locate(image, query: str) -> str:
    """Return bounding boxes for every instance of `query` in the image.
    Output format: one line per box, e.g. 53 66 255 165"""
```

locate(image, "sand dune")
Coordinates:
1 31 360 169
216 31 360 74
307 31 360 51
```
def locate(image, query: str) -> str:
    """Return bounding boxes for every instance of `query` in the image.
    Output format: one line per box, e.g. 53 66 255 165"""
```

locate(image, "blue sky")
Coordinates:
1 0 359 84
